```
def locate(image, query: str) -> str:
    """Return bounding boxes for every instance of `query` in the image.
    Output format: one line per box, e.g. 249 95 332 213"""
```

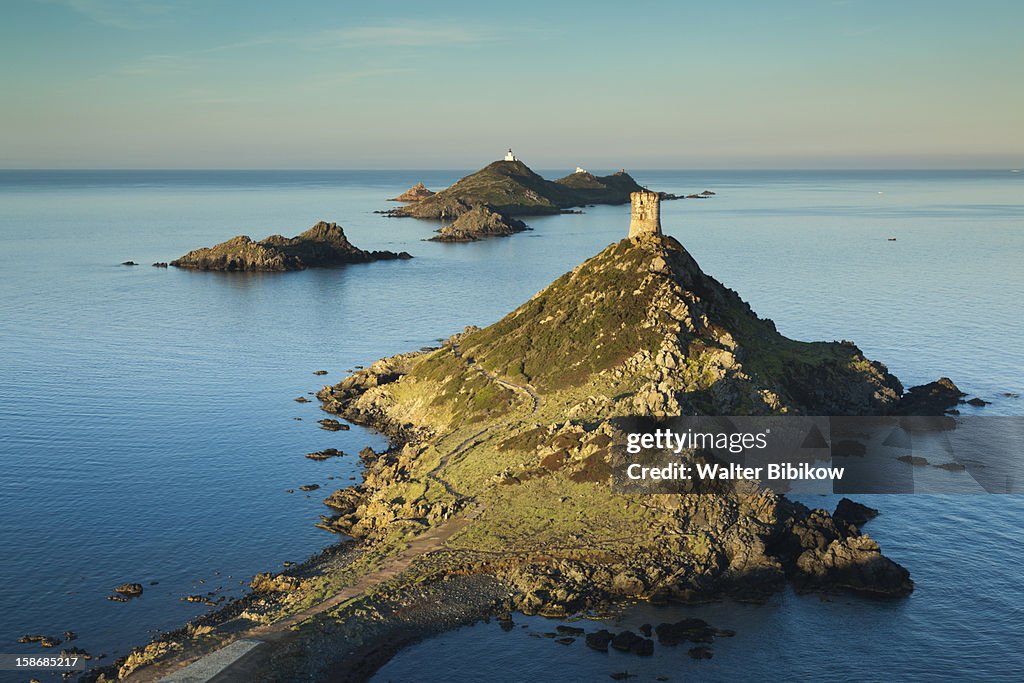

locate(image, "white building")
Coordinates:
504 148 517 162
575 166 587 174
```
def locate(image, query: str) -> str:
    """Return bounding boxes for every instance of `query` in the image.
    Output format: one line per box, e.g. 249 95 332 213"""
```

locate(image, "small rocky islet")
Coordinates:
389 182 436 202
429 205 529 242
169 221 411 272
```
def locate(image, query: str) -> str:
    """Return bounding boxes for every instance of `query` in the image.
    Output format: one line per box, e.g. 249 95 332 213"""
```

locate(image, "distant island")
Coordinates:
393 154 646 220
170 221 411 272
386 150 678 242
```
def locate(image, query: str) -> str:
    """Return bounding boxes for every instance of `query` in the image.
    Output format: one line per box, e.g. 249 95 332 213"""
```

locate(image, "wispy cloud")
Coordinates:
319 22 497 48
112 20 511 78
118 53 193 76
37 0 176 29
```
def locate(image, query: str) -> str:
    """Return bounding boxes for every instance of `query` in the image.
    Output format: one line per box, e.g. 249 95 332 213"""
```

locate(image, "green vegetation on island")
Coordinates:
394 160 645 220
111 200 963 682
314 226 928 625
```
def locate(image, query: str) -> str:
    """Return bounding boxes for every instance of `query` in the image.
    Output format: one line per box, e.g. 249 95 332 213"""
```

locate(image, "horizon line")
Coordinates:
1 167 1020 173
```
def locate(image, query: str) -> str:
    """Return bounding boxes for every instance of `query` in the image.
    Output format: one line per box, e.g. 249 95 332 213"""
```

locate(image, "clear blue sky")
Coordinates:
1 0 1021 169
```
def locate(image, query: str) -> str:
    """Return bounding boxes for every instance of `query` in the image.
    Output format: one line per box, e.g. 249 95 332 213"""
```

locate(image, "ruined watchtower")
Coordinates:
628 190 662 238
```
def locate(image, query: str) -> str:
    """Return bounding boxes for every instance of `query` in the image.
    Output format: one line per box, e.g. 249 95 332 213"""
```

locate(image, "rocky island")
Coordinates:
170 221 411 272
393 156 645 220
429 205 529 242
109 193 958 683
316 194 920 615
389 182 435 202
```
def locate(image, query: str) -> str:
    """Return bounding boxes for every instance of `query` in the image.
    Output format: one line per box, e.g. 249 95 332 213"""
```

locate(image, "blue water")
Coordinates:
1 169 1022 681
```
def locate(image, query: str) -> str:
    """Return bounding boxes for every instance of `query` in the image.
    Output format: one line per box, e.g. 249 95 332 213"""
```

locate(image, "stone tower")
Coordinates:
628 190 662 238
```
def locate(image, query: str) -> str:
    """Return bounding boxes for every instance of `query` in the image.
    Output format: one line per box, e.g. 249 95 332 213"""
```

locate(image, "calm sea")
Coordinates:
1 169 1021 681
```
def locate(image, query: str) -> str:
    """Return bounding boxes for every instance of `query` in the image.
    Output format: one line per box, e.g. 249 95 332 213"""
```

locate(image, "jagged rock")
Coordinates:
833 498 879 528
794 534 913 597
306 448 344 460
429 205 528 242
585 629 613 652
113 583 144 597
654 619 716 646
610 630 642 652
249 572 299 594
891 377 965 415
18 634 61 648
170 221 411 272
389 182 435 202
318 418 349 431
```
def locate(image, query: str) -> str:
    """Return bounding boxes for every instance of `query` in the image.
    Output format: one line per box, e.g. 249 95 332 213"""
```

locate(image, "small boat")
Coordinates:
888 237 897 241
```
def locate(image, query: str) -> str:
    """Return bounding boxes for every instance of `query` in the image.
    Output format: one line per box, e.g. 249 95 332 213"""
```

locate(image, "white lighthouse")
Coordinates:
503 148 518 162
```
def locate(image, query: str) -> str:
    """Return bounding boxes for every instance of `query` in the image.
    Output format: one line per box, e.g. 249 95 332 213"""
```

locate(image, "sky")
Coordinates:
1 0 1022 169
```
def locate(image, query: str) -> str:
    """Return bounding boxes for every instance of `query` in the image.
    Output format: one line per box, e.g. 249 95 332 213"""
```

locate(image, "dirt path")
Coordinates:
133 350 538 682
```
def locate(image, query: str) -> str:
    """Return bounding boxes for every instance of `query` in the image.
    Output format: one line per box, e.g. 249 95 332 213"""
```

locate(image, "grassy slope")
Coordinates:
318 234 902 598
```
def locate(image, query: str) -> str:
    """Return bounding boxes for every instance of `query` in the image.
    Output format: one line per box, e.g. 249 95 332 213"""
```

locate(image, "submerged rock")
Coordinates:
306 448 344 460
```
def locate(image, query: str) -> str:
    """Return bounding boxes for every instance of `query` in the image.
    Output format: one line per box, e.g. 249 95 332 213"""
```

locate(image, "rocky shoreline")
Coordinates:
84 204 969 682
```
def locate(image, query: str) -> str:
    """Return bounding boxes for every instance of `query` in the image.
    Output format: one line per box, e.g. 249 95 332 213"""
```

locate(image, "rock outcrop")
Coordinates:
170 221 412 272
429 205 528 242
890 376 965 415
389 182 435 202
